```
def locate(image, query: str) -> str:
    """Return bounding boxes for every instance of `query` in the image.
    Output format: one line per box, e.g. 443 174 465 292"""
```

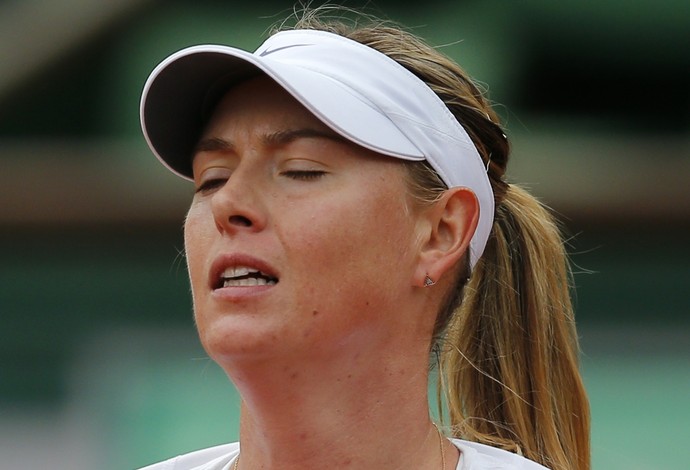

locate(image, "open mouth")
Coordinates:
218 266 278 288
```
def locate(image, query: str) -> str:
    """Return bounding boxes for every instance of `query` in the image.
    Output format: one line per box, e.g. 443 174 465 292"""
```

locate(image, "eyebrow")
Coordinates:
193 127 347 156
263 127 347 146
194 137 235 154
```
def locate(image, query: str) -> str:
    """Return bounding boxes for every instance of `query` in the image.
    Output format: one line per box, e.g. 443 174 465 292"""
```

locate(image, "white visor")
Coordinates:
140 29 494 267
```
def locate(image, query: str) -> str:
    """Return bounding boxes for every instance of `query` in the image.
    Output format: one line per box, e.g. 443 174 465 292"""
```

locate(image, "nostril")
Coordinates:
229 215 252 227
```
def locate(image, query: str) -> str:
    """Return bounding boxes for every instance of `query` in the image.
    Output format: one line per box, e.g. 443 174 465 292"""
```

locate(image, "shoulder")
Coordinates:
451 439 550 470
137 442 239 470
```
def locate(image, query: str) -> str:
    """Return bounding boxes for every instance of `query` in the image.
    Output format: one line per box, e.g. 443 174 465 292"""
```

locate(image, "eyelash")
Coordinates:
281 170 327 181
195 178 227 194
194 170 326 193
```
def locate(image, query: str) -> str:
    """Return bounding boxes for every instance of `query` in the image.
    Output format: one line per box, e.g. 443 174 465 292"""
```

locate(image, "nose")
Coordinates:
210 169 266 235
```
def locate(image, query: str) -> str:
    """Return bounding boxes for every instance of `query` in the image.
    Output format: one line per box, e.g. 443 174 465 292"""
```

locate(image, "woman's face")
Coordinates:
185 76 429 367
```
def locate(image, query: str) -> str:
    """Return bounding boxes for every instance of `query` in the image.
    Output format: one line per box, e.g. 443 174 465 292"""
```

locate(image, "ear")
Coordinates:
414 187 479 287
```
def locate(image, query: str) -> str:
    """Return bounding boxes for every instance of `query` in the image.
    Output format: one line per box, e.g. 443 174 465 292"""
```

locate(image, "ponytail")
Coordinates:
440 185 590 470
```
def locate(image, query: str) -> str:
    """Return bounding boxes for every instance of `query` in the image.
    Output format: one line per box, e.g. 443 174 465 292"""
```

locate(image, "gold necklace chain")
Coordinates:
232 424 447 470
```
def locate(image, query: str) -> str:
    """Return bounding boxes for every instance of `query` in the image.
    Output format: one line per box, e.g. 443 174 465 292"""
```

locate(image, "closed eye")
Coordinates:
195 178 228 194
281 170 327 181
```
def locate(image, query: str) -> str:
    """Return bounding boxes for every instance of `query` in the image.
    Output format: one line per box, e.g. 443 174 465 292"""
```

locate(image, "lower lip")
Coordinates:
211 284 276 301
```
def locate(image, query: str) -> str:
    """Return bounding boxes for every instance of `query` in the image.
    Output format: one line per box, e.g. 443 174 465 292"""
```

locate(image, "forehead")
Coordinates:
202 76 329 137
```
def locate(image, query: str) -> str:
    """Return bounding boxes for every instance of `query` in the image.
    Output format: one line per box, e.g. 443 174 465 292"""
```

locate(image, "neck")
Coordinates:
224 341 451 469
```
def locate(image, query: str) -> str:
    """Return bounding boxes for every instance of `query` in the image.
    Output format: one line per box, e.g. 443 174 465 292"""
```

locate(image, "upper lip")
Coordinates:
209 254 279 289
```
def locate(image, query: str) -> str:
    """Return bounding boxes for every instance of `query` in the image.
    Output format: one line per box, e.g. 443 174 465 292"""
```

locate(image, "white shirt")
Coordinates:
138 439 550 469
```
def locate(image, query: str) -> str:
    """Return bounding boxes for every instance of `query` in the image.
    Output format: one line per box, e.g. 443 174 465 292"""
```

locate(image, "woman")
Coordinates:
138 7 590 470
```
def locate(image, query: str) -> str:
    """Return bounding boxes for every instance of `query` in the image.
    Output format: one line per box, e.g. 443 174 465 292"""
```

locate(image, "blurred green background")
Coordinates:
1 1 688 469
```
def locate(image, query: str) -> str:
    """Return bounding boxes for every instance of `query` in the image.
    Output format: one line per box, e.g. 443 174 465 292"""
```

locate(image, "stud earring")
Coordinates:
424 275 435 287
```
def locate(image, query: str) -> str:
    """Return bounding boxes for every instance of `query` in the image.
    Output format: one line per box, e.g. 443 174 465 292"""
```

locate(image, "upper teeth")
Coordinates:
222 266 256 279
221 266 276 287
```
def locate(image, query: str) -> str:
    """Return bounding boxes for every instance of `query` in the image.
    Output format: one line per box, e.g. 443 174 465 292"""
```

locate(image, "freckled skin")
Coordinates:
184 77 428 372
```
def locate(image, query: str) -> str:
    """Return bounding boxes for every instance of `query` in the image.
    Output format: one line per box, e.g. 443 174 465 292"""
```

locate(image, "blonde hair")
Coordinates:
276 7 590 470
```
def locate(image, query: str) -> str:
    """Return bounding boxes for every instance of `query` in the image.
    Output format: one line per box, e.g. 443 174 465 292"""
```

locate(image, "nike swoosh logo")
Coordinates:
258 43 312 57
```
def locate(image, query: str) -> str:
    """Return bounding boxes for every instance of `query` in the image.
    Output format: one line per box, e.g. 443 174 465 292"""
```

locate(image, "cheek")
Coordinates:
287 194 417 349
183 204 213 296
280 200 366 265
280 185 416 298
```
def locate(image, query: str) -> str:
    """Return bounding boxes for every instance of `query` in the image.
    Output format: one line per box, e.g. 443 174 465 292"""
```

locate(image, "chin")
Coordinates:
196 313 287 364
